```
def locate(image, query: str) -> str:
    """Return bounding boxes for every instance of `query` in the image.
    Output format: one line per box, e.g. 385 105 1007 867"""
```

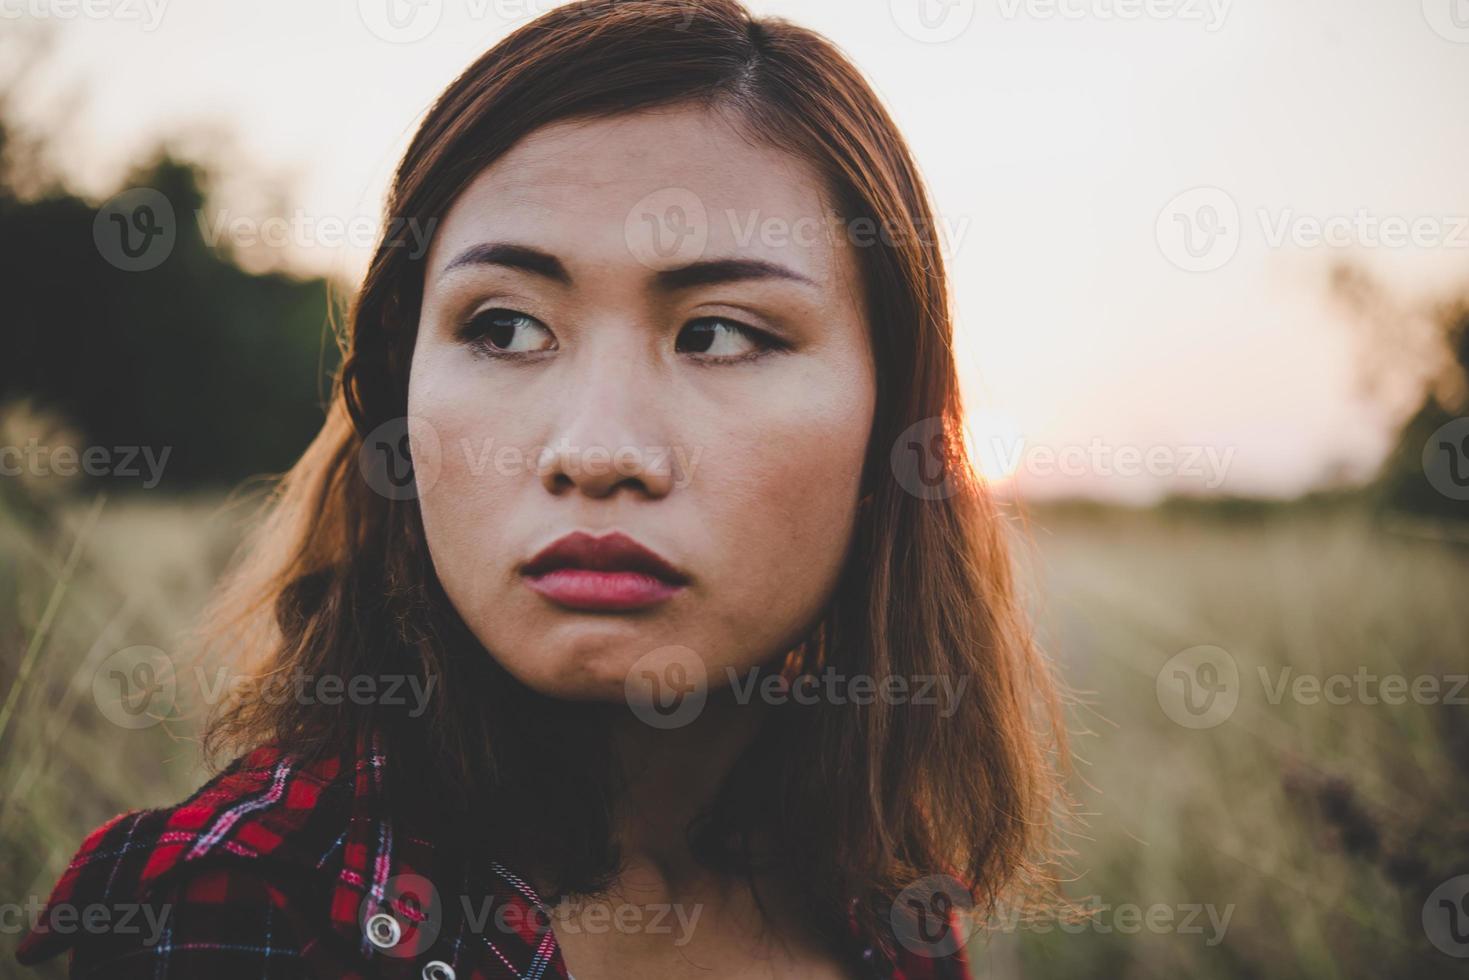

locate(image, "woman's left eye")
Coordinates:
675 317 780 360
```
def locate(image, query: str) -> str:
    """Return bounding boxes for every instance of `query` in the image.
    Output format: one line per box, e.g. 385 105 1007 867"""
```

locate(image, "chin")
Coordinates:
486 626 654 702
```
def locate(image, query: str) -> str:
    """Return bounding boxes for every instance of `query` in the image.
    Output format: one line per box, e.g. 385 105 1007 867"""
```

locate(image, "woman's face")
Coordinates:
409 105 875 702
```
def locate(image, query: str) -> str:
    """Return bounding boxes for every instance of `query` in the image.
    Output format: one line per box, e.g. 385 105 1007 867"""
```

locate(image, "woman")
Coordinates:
18 1 1066 976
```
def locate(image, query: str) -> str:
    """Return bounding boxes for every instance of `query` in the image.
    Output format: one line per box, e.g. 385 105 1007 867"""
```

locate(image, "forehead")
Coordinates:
425 105 850 284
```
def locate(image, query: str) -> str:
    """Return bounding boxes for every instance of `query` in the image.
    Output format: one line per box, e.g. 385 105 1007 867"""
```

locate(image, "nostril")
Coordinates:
536 436 676 500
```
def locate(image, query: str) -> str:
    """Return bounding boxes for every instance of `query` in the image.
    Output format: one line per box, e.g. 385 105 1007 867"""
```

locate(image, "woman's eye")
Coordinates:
675 317 777 360
464 308 556 355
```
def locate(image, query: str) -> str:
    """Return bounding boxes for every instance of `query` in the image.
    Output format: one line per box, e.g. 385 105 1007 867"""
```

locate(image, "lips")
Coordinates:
520 531 688 612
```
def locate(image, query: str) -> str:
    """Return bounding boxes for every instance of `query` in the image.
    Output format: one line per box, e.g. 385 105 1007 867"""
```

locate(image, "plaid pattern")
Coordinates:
15 730 971 978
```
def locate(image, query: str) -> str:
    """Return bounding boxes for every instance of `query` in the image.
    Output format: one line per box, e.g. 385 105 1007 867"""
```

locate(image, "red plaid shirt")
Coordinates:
15 729 972 979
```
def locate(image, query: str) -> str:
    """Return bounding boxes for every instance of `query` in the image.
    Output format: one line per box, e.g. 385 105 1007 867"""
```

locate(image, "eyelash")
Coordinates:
457 308 789 364
458 308 555 361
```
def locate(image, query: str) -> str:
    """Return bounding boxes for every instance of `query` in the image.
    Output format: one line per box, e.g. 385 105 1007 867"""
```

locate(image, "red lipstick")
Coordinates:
520 531 688 612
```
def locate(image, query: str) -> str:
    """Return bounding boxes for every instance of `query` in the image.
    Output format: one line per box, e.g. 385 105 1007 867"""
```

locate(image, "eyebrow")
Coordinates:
441 242 570 284
439 242 817 291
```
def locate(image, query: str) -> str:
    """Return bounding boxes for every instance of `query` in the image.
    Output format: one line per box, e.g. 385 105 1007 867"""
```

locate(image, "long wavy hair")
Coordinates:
199 0 1069 954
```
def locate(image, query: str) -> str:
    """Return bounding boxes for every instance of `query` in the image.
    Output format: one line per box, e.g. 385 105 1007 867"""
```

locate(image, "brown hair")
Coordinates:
201 0 1069 954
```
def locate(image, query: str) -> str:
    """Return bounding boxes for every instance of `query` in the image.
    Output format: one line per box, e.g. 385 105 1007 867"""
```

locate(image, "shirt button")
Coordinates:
422 961 456 980
365 912 403 950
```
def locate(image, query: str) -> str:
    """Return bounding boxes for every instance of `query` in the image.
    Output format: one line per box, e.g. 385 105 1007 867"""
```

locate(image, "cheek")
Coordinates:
407 356 522 592
695 358 874 629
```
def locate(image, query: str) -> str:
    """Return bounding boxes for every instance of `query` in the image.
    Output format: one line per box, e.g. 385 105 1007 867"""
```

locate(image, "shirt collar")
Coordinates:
331 726 569 978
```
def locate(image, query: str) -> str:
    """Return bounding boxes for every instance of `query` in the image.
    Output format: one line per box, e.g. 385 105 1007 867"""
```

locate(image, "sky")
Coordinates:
9 0 1469 501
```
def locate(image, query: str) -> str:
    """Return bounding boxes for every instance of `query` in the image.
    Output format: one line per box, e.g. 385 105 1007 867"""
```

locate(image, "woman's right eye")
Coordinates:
462 308 557 356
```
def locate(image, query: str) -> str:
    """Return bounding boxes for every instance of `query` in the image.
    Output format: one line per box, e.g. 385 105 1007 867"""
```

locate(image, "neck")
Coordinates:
609 691 770 894
524 688 773 905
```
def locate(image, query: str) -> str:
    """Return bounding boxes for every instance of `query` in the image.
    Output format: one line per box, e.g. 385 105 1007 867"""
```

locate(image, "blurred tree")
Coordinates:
1331 265 1469 522
0 56 340 491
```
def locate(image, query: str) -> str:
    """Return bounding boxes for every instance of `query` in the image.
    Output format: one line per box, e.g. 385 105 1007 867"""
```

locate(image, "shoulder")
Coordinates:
13 732 553 980
14 743 362 977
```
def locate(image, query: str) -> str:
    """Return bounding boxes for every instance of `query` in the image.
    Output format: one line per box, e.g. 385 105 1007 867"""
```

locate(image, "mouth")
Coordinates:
519 531 689 612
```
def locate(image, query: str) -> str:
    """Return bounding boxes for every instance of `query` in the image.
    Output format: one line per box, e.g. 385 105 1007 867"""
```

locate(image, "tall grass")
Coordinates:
986 502 1469 979
0 486 249 980
1 492 1465 978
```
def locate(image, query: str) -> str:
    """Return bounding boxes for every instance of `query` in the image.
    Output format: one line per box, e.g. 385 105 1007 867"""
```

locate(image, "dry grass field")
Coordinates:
2 490 1466 978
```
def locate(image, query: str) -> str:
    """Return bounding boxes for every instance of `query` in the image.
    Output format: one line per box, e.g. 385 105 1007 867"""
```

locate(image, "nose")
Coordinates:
536 338 676 501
